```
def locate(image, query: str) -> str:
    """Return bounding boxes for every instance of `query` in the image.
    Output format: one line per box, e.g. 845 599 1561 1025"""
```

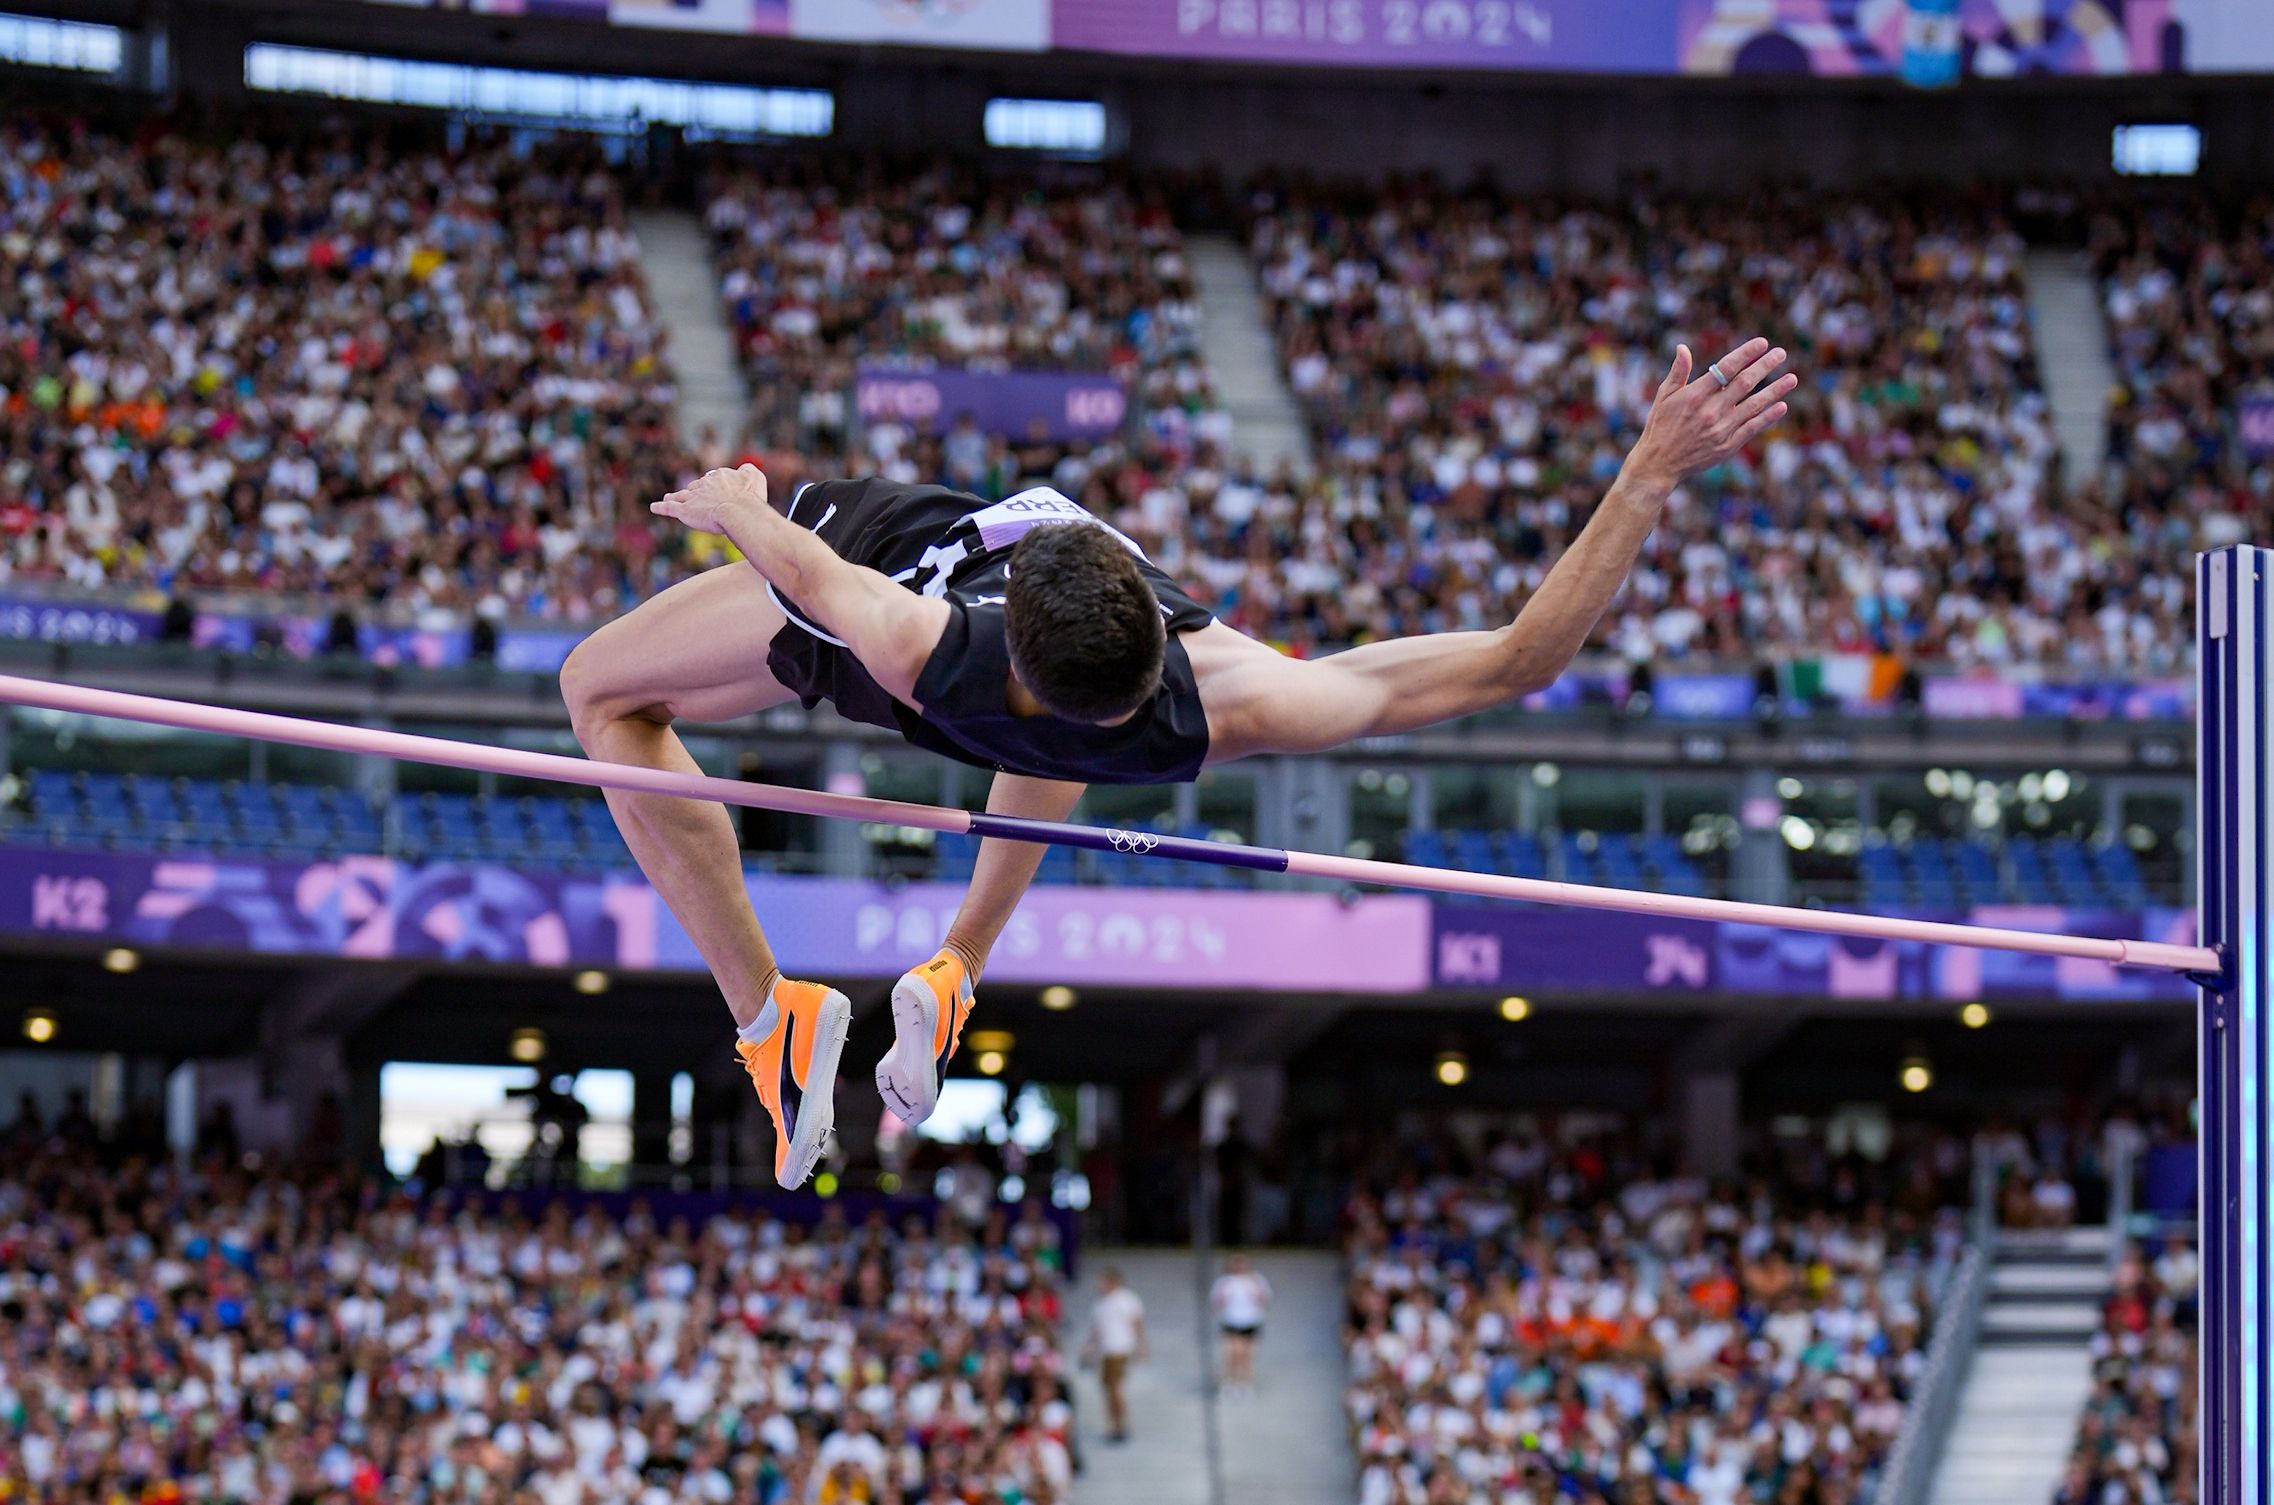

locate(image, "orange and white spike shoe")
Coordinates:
735 978 851 1189
875 949 976 1127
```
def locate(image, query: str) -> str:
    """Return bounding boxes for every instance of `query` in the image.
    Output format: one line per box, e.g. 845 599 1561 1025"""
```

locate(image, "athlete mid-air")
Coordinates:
561 339 1796 1186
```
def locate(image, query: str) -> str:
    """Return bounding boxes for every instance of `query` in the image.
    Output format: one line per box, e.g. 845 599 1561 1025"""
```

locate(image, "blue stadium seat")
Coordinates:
335 796 383 852
935 832 980 882
471 796 524 860
1557 832 1600 885
1953 841 2000 897
1596 837 1646 887
2093 842 2150 907
522 797 583 862
2045 837 2102 905
277 784 334 847
1641 835 1706 897
2006 838 2060 905
27 770 75 816
1451 830 1498 875
229 783 284 848
578 820 637 869
1401 830 1449 870
1500 832 1548 879
180 781 235 846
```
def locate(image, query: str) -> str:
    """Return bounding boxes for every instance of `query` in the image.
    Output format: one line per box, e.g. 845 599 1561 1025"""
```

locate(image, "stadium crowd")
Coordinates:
2092 189 2274 492
3 107 2255 673
0 112 689 623
0 1122 1078 1504
2052 1235 2200 1505
1337 1124 1966 1505
703 158 1227 504
1242 179 2216 669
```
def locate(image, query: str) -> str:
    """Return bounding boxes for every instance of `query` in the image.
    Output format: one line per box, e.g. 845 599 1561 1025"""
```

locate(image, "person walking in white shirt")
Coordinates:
1081 1267 1147 1443
1210 1254 1272 1395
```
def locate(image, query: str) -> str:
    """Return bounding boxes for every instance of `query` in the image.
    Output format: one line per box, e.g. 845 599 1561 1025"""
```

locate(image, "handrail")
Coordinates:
1876 1241 1991 1505
1971 1145 1999 1247
2106 1134 2137 1276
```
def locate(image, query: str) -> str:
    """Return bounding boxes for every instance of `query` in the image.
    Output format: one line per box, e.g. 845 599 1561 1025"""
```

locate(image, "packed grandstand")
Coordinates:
0 13 2245 1505
3 111 2262 669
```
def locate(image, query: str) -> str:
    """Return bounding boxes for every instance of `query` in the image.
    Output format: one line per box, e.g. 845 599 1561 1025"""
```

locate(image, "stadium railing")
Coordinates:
1876 1240 1990 1505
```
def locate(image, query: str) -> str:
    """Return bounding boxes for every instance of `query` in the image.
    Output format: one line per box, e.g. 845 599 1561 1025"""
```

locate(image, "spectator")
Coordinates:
1083 1266 1148 1444
1211 1252 1273 1395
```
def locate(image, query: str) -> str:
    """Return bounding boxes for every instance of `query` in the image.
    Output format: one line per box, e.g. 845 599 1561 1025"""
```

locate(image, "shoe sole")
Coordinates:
779 989 851 1189
876 971 943 1126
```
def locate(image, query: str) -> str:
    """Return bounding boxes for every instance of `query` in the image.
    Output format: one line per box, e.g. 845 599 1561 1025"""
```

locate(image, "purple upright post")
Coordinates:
2198 545 2270 1505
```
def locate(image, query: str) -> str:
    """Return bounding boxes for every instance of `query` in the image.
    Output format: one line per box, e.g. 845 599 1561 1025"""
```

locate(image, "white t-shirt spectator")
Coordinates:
1090 1287 1146 1358
1212 1269 1272 1330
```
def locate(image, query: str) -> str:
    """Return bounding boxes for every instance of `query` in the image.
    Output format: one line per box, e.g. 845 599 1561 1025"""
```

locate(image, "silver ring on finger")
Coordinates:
1708 362 1732 389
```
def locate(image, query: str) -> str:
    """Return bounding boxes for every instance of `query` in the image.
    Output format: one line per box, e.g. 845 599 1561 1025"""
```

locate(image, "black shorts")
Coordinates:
1219 1322 1261 1339
763 478 971 735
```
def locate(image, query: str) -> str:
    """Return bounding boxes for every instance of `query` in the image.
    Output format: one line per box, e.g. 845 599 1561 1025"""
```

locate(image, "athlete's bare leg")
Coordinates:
561 562 795 1029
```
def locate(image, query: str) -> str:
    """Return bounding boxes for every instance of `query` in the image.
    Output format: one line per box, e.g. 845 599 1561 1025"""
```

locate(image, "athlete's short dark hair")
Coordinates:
1004 524 1166 724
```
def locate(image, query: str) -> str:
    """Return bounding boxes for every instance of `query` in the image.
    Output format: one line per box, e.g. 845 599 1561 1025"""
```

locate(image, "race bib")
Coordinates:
966 487 1151 562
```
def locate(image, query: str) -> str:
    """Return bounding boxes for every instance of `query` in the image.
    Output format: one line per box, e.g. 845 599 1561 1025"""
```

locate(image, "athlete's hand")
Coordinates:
652 464 768 535
1625 338 1797 493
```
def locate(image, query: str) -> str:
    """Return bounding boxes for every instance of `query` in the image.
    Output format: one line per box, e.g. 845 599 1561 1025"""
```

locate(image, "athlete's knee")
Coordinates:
561 629 660 745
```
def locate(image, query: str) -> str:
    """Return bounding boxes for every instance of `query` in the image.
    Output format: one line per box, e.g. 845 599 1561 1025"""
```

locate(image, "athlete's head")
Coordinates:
1004 524 1165 724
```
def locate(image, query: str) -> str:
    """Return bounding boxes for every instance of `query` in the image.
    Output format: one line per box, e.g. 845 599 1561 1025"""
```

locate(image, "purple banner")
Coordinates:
1432 903 2198 1001
855 367 1128 443
0 595 583 675
1054 0 1677 70
0 597 163 648
2241 393 2274 460
0 843 2195 1004
0 849 1429 993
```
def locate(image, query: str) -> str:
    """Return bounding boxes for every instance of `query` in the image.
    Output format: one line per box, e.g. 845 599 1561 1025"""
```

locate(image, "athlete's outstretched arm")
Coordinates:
942 773 1087 974
1201 339 1796 761
653 465 949 706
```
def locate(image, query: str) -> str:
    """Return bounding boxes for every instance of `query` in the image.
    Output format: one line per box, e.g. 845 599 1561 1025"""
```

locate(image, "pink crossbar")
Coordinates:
1287 852 2213 973
0 672 2218 975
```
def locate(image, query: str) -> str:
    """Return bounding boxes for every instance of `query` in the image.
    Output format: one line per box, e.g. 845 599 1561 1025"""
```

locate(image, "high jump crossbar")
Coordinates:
0 670 2218 975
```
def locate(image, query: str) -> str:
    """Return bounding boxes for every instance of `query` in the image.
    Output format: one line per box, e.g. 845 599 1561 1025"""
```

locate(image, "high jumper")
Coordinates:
559 337 1797 1187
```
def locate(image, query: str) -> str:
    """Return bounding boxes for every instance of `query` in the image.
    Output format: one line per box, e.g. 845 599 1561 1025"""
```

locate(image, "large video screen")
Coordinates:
362 0 2274 75
1057 0 2265 76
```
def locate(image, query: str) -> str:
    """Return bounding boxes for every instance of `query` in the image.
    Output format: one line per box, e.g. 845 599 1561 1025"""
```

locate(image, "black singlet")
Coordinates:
764 478 1215 786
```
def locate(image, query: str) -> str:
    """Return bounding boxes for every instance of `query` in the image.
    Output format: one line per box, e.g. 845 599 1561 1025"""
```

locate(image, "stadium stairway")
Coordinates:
2023 248 2117 489
1929 1226 2111 1505
1186 236 1314 478
1070 1249 1350 1505
631 208 752 450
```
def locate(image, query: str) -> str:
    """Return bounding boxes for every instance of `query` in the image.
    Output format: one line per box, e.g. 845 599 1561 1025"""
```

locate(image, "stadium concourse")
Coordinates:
0 10 2263 1505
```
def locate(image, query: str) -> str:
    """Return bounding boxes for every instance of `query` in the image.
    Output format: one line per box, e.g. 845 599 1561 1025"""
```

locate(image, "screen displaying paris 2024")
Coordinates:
399 0 2274 76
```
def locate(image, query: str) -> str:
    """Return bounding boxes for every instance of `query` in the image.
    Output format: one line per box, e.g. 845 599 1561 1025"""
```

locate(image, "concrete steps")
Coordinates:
2023 247 2116 491
630 207 750 451
1185 235 1312 478
1928 1232 2108 1505
1931 1345 2099 1505
1068 1249 1350 1505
